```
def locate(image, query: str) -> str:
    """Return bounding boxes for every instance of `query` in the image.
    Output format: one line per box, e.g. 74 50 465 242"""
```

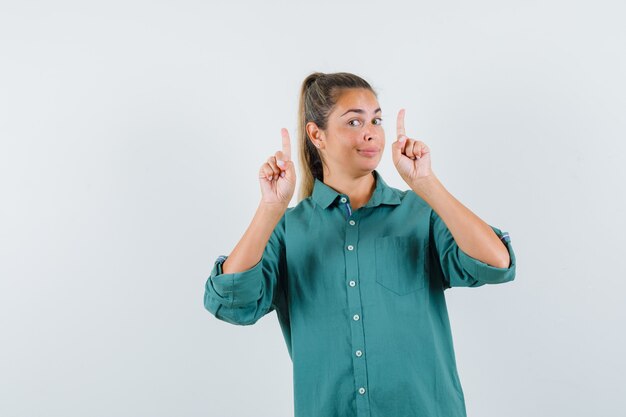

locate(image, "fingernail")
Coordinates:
268 175 273 180
280 172 285 178
277 160 284 167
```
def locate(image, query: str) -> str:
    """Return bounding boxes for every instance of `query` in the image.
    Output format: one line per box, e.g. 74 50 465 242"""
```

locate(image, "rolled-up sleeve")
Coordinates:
429 208 517 290
203 213 287 325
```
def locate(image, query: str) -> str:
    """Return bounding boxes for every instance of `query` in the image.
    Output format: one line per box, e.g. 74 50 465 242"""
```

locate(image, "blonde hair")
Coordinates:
297 72 377 202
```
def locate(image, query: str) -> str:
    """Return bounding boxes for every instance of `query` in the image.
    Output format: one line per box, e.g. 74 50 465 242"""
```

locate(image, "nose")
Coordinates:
363 123 378 141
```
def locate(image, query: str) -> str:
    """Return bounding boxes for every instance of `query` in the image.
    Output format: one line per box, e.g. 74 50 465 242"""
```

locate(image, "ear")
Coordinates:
306 121 325 148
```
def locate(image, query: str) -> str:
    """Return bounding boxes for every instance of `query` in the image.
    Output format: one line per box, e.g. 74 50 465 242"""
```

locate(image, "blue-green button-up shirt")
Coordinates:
204 169 516 417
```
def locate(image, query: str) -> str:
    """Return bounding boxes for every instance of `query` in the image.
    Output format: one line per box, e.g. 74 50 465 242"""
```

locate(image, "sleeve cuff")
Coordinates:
206 255 265 308
457 225 517 284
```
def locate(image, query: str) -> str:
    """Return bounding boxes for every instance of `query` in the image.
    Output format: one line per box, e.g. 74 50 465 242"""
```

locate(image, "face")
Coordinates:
308 88 385 178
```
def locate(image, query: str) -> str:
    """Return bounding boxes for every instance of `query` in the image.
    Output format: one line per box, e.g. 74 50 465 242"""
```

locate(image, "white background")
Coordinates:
1 1 625 416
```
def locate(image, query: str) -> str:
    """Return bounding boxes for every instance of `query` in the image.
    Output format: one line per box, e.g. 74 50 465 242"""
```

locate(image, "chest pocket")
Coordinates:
374 236 427 295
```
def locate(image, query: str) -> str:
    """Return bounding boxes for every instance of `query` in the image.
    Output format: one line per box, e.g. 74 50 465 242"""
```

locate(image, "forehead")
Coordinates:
334 88 379 111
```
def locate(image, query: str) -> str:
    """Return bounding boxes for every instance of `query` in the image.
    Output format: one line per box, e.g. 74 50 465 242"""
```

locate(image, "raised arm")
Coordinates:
391 108 509 268
222 128 296 273
203 128 296 325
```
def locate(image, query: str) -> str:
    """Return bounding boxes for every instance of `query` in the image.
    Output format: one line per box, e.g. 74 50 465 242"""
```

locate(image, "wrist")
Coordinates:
258 200 289 214
409 172 438 189
409 173 442 199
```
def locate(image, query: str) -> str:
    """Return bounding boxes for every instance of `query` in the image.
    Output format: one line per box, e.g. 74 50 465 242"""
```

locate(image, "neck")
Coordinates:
323 169 376 210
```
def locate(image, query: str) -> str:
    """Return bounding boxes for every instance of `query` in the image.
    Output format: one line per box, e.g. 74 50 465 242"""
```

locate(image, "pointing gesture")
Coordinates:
391 108 433 185
259 128 296 207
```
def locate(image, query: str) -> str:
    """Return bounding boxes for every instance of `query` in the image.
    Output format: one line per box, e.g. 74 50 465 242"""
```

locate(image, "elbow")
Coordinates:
490 241 512 269
493 253 511 269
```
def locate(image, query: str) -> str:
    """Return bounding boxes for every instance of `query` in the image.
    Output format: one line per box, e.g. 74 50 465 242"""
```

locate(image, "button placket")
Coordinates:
343 210 369 412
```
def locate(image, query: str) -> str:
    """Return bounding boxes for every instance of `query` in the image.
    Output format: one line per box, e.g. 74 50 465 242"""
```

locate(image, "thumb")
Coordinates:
275 150 287 169
392 135 407 164
280 160 296 179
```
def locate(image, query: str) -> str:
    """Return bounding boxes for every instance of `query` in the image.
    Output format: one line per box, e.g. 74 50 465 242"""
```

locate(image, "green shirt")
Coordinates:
204 169 517 417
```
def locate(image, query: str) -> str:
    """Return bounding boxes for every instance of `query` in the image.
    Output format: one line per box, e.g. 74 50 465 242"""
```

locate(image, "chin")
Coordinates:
358 161 380 173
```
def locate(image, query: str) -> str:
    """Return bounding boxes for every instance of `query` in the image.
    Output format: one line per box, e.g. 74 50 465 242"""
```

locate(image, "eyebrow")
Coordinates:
340 107 382 117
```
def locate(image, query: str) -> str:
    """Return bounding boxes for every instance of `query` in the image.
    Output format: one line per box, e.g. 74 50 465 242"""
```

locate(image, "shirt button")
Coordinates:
347 245 354 251
349 220 356 226
356 350 363 357
353 314 360 321
340 197 347 203
359 387 366 395
349 280 356 287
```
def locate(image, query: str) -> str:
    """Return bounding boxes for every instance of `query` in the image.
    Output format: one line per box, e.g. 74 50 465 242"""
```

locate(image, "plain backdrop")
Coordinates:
1 1 625 416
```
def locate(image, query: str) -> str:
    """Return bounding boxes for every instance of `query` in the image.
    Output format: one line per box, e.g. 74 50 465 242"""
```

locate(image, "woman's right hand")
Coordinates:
259 128 296 207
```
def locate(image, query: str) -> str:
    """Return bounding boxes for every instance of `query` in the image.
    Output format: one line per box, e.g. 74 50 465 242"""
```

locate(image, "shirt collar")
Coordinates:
311 169 402 209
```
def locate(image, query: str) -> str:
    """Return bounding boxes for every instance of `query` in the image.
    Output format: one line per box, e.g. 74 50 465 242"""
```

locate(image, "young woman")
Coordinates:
204 72 516 417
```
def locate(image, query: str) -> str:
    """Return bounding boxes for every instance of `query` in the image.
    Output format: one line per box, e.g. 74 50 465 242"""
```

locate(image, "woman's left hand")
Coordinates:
391 108 433 184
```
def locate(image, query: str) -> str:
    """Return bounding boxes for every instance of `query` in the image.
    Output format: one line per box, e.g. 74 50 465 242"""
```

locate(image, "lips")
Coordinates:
358 148 379 156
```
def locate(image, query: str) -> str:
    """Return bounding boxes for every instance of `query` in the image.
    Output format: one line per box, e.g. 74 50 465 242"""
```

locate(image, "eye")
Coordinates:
349 118 383 127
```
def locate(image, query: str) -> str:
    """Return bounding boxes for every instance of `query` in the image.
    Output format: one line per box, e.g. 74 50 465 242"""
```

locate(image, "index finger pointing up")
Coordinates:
281 128 291 161
396 108 406 139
